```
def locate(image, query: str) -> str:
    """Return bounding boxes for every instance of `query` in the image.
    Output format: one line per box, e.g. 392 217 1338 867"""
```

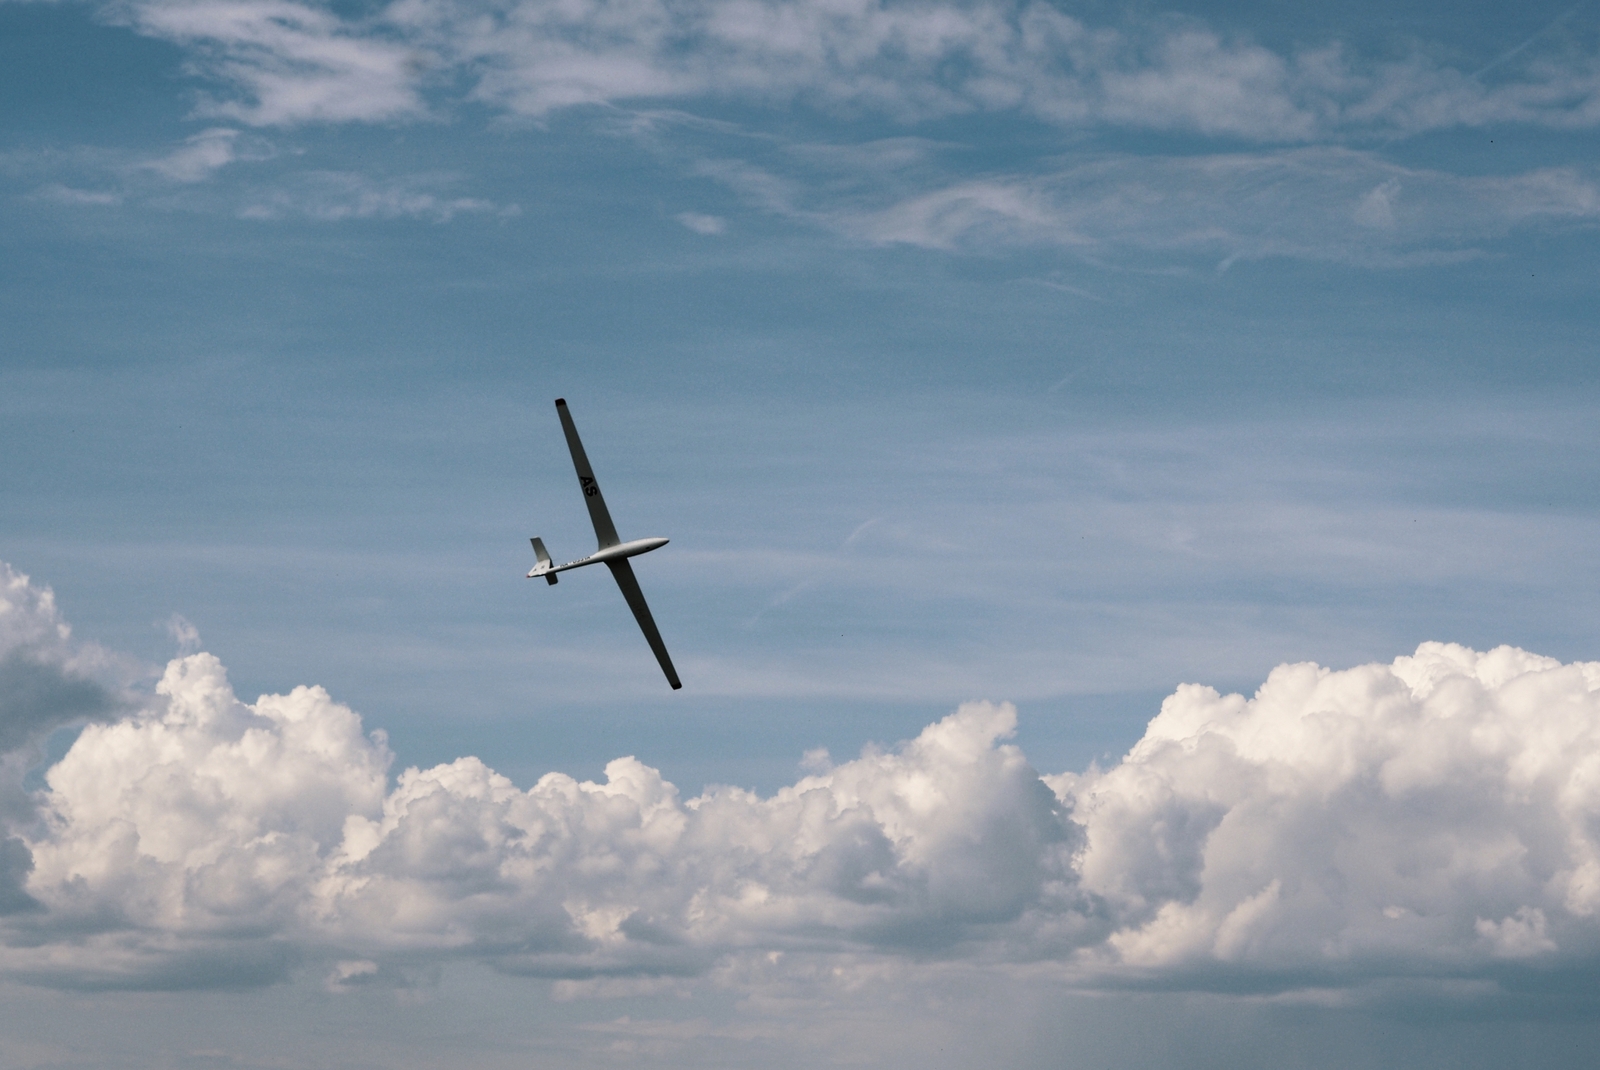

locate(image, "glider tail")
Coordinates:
529 537 558 584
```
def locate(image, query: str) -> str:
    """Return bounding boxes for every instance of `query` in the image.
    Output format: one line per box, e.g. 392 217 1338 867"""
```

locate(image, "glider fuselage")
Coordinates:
527 536 668 578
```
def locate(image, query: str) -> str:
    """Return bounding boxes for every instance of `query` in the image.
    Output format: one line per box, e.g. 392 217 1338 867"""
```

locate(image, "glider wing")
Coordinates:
555 398 621 550
606 558 682 690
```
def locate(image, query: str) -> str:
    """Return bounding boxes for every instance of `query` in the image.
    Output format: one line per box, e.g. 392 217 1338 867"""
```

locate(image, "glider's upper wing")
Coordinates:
606 558 682 690
555 398 621 550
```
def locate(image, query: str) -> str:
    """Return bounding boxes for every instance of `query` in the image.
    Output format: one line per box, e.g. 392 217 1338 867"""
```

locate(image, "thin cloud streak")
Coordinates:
6 135 517 222
694 143 1600 265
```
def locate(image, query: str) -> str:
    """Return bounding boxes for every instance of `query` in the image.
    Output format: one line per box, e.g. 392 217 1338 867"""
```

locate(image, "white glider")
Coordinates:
527 398 682 690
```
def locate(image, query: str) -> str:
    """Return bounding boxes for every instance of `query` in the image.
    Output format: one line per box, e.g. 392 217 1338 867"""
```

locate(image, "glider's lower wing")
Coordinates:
606 558 682 690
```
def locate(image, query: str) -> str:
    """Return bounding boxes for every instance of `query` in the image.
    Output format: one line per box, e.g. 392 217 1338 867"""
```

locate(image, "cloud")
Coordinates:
6 136 510 224
0 566 126 921
18 3 1596 251
30 183 123 206
0 652 112 756
0 564 117 757
675 211 726 234
7 568 1600 1005
5 647 1072 987
699 143 1600 265
166 614 202 656
101 0 1600 138
235 170 516 220
112 0 431 126
139 127 271 182
1052 643 1600 990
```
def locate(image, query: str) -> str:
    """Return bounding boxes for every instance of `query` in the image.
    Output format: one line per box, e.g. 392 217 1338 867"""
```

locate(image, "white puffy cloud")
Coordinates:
1053 643 1600 989
99 0 1600 137
7 568 1600 1001
7 649 1073 987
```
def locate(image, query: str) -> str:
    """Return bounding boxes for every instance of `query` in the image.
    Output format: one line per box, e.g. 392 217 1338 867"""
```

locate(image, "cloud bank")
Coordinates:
6 565 1600 1002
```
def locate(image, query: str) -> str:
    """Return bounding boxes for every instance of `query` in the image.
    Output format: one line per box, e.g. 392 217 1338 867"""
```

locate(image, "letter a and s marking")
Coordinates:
580 476 598 497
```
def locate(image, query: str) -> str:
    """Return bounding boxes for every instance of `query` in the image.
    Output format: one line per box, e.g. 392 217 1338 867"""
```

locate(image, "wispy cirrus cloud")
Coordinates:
15 1 1600 252
139 126 271 182
235 169 518 220
693 140 1600 265
110 0 432 126
93 0 1600 138
6 134 514 221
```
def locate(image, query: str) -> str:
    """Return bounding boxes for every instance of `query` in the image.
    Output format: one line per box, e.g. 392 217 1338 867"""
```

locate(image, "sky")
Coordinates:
2 0 1600 1066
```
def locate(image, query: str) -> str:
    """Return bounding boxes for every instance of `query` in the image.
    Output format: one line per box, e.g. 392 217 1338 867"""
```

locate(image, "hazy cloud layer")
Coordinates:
6 566 1600 1000
100 0 1600 136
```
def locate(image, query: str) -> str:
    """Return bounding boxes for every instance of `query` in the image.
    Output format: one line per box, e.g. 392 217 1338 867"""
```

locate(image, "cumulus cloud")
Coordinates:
0 565 118 760
6 569 1600 1005
0 566 125 919
1053 643 1600 991
5 648 1074 987
99 0 1600 137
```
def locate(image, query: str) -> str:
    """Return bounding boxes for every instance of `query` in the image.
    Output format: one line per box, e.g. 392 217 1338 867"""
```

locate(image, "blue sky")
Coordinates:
3 0 1600 1066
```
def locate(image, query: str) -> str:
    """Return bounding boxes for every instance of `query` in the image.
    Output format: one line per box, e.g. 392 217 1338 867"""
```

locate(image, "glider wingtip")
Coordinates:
554 397 567 407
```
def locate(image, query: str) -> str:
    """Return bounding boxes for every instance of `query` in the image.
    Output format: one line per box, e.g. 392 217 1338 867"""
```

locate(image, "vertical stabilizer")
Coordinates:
530 537 558 584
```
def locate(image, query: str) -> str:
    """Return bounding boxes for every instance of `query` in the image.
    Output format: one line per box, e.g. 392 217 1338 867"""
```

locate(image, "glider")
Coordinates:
527 398 682 690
